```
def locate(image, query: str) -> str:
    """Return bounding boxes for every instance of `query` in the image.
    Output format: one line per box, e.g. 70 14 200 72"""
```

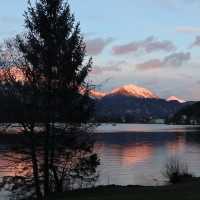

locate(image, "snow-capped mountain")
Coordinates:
90 84 159 99
167 96 185 103
109 84 159 99
92 84 191 123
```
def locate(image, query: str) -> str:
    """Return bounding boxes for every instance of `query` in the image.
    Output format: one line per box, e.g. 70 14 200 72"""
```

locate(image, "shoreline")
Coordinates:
53 178 200 200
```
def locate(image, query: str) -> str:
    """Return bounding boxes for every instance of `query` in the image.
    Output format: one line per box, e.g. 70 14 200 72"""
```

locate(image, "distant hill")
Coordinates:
94 95 190 123
0 80 193 123
92 84 190 123
170 102 200 124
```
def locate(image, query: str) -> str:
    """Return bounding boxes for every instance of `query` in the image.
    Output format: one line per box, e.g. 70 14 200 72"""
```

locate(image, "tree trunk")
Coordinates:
30 129 43 200
44 123 50 199
49 123 62 193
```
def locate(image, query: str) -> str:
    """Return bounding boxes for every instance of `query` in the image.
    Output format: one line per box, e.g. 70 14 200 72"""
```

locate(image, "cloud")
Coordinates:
136 52 191 71
176 26 200 33
183 0 200 4
164 52 191 66
196 80 200 85
112 36 176 56
191 36 200 47
91 60 126 75
136 59 162 71
154 0 200 8
92 66 121 74
86 37 114 56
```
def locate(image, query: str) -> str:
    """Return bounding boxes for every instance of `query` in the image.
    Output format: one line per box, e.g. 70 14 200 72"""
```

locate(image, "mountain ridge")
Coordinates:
90 84 185 102
167 96 185 103
108 84 159 99
90 84 158 99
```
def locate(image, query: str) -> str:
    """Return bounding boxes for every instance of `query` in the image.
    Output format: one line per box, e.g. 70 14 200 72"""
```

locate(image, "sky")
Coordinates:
1 0 200 100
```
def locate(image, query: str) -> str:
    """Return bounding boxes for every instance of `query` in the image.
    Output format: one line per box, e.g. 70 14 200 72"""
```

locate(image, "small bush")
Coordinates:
163 157 194 184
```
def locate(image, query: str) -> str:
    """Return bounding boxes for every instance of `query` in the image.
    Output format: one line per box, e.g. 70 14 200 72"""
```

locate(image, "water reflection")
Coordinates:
167 136 186 154
94 127 200 186
121 144 153 166
0 152 30 177
0 124 200 186
95 123 200 133
95 143 153 167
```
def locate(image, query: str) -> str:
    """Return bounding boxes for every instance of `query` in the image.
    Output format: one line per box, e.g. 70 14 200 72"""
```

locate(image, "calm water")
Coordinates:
0 123 200 198
94 124 200 186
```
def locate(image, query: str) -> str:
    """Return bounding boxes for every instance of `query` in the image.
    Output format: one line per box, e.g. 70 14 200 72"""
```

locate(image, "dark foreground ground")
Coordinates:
53 179 200 200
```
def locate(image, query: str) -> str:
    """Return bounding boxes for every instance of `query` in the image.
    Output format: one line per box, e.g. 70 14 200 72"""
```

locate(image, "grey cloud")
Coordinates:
197 80 200 84
136 59 162 71
163 52 191 66
136 52 191 71
191 36 200 47
86 37 114 56
91 61 126 75
112 36 176 55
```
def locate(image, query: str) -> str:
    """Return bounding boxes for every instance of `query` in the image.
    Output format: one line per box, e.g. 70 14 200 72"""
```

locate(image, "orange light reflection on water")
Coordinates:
95 143 153 167
167 136 186 154
121 144 153 166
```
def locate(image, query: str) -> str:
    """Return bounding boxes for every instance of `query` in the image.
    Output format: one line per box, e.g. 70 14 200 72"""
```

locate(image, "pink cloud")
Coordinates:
112 36 176 55
176 26 200 33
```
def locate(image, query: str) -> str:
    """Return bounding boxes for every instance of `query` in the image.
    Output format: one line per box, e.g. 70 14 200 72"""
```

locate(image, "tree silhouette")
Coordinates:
0 0 99 199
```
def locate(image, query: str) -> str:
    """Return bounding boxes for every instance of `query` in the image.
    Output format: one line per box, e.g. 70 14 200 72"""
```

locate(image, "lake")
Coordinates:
94 124 200 186
0 123 200 198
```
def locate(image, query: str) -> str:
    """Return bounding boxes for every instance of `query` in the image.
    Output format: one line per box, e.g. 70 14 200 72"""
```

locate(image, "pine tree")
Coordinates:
1 0 99 199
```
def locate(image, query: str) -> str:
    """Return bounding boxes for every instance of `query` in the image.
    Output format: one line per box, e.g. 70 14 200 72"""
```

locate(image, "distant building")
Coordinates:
150 118 165 124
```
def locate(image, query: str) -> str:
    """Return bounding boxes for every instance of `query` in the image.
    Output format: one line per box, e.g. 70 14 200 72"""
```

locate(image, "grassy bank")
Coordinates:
54 179 200 200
